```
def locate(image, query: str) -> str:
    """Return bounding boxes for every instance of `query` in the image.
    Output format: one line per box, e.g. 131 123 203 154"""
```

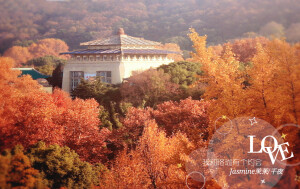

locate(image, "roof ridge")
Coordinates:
80 33 161 46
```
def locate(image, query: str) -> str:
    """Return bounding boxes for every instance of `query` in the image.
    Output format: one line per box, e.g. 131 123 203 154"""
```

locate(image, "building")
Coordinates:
12 68 52 93
61 28 177 92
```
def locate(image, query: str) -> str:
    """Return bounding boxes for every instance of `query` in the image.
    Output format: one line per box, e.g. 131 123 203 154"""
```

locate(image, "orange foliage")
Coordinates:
189 29 300 125
28 38 69 59
3 46 32 67
0 148 42 188
247 39 300 125
189 31 300 189
0 58 110 163
3 38 69 67
189 29 248 121
102 121 194 188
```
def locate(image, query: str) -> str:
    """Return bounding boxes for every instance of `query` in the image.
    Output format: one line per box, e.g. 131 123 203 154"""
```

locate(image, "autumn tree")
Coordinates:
99 149 150 188
119 98 210 148
211 37 269 63
3 46 32 67
3 38 69 67
153 98 210 142
244 43 280 124
0 58 110 163
0 145 44 189
27 38 69 59
189 29 248 122
247 39 300 125
120 69 179 107
101 121 194 188
50 89 112 163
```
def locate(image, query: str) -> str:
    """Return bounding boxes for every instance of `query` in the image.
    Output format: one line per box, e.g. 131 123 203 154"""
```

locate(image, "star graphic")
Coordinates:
281 133 287 139
249 117 257 126
261 179 265 184
222 115 227 119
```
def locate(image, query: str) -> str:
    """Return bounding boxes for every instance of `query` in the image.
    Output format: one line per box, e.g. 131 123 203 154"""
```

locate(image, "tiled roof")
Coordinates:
13 68 50 80
61 49 180 55
122 49 180 54
61 49 121 54
80 35 161 46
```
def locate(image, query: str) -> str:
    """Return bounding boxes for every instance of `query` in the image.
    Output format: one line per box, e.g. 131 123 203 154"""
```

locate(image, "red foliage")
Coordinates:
211 37 269 63
0 58 110 163
153 98 210 141
121 98 210 145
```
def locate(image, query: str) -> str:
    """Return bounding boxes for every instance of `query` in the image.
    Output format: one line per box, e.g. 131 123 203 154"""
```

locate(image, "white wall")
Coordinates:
62 57 173 92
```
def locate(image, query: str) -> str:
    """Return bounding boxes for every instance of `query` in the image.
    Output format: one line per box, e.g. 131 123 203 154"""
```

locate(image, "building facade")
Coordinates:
61 28 177 92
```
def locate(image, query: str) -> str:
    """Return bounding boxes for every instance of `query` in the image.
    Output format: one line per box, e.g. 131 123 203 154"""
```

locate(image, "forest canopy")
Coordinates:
0 0 300 53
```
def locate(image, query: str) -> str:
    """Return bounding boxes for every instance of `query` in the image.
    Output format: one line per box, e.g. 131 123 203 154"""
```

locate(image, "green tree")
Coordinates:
72 78 123 130
72 77 121 106
26 55 66 75
48 63 64 89
158 61 203 86
27 142 106 189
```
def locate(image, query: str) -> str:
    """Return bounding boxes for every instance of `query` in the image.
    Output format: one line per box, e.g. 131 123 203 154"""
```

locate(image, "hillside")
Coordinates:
0 0 299 53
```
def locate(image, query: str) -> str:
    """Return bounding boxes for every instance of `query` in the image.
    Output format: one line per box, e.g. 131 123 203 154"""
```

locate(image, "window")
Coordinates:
89 56 94 61
76 56 81 61
97 71 112 83
70 71 84 91
83 56 88 61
